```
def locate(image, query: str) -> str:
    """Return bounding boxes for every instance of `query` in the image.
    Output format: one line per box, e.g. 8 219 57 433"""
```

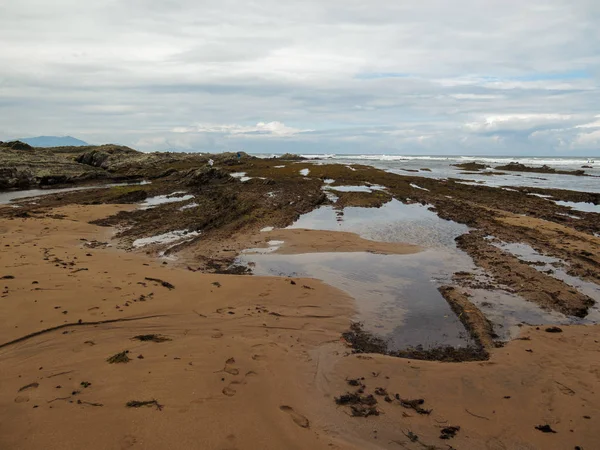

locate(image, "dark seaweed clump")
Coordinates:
342 322 488 362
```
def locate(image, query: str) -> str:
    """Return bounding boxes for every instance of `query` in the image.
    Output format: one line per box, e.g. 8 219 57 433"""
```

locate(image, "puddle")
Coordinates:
139 192 194 209
467 288 574 340
324 191 339 202
289 199 469 249
237 200 600 351
236 249 475 349
556 212 581 219
365 183 386 191
323 179 335 184
493 241 560 265
325 185 372 193
179 202 199 211
527 193 553 199
236 199 479 349
132 229 200 248
241 240 284 254
456 181 485 187
260 226 275 232
492 240 600 319
324 184 386 193
299 168 310 176
410 183 429 191
554 200 600 214
230 172 252 182
0 181 150 205
274 165 286 168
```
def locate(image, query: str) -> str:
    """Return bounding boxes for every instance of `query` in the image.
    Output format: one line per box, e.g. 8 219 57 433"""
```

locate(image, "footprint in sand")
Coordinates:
14 396 30 403
279 405 310 428
120 435 137 449
224 357 239 375
220 433 239 450
222 387 236 397
18 382 39 392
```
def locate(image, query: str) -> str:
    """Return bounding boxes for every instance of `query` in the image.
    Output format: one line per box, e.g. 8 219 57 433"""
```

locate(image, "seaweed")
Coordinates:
132 334 171 343
126 399 163 411
107 350 131 364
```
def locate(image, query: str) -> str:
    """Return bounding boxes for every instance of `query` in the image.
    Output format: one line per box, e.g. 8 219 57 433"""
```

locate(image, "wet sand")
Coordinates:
256 228 422 255
1 204 599 449
0 205 354 449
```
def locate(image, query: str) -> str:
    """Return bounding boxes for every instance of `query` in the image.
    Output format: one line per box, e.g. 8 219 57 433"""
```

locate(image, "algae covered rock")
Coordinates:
180 167 235 186
277 153 306 161
0 141 107 189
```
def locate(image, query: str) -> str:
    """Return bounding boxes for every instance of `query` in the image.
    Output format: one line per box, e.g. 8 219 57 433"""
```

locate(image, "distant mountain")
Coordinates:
19 136 89 147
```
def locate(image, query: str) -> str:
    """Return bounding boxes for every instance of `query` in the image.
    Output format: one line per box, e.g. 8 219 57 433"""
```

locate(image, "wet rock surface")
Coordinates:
0 141 108 189
452 162 489 171
495 162 589 176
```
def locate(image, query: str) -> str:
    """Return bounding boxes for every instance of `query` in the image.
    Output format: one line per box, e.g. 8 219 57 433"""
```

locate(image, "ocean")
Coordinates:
254 154 600 193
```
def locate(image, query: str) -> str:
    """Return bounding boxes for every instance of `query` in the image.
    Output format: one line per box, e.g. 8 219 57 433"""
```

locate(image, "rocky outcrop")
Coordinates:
495 162 586 176
1 142 256 190
212 151 251 165
277 153 306 161
0 142 107 190
75 148 253 177
452 162 489 171
0 167 35 190
0 141 34 151
75 149 112 168
75 145 141 170
180 167 235 186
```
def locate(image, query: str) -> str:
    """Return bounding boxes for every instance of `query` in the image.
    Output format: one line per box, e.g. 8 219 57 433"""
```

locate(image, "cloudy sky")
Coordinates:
1 0 599 155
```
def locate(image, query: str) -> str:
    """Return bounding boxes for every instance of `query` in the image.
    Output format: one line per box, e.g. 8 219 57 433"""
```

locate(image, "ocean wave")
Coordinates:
253 153 597 167
337 155 596 166
299 154 336 159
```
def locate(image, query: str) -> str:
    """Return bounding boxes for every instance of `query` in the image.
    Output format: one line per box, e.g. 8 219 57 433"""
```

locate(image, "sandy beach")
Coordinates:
1 203 598 450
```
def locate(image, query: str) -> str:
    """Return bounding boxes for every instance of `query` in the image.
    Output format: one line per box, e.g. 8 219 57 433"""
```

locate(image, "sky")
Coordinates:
1 0 600 155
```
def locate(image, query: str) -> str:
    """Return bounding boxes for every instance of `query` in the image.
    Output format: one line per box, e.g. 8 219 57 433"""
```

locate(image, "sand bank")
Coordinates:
256 228 422 255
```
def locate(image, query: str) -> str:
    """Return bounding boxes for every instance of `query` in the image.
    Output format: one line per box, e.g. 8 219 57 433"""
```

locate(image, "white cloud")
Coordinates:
573 130 600 147
449 94 504 100
465 114 578 133
172 122 312 137
575 116 600 129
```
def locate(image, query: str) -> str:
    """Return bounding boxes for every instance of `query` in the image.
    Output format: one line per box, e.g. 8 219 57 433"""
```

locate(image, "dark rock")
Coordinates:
452 162 489 171
181 167 234 186
277 153 306 161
